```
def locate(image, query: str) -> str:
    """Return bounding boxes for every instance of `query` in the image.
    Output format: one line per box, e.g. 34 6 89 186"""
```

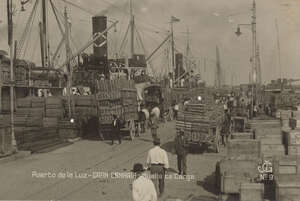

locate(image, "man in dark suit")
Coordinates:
174 129 188 175
112 114 122 145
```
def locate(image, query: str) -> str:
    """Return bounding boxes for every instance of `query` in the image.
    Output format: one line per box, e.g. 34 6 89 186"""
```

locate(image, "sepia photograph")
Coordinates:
0 0 300 201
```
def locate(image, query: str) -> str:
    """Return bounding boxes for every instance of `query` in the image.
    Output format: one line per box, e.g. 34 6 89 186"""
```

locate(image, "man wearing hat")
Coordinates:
111 114 122 145
146 137 169 197
174 129 188 175
131 163 157 201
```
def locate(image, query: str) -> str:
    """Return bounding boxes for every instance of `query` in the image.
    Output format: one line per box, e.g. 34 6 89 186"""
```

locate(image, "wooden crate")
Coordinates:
292 111 300 119
288 145 300 156
273 156 300 175
249 120 281 129
239 183 264 201
276 180 300 201
261 144 285 158
227 139 260 158
231 132 253 140
281 119 290 129
43 117 58 128
254 127 282 139
289 118 300 129
260 135 282 145
221 174 251 194
286 129 300 145
217 158 259 193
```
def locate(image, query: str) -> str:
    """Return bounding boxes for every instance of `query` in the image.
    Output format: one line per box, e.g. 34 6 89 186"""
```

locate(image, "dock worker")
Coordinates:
174 129 188 175
146 137 169 197
149 113 159 138
111 114 122 145
131 163 157 201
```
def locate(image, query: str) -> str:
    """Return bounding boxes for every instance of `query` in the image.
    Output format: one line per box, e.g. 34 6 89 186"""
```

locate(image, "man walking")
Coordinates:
131 163 157 201
149 114 159 138
146 138 169 197
174 129 188 175
111 114 122 145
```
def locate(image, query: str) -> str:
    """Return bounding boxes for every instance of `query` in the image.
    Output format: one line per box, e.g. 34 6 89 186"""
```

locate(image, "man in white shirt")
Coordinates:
146 138 169 197
131 163 157 201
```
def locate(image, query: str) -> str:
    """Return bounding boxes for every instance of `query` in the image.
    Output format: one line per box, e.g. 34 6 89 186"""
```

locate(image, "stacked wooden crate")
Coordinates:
45 97 64 119
121 88 138 121
239 183 264 201
216 139 261 200
273 156 300 201
278 109 292 129
282 128 300 156
27 97 44 127
97 79 135 124
231 132 253 140
58 120 78 140
249 120 285 159
176 103 224 143
14 97 67 152
289 111 300 130
73 95 97 117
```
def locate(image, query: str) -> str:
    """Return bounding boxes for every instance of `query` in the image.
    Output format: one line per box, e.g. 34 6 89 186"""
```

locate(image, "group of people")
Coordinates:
131 129 188 201
110 104 162 145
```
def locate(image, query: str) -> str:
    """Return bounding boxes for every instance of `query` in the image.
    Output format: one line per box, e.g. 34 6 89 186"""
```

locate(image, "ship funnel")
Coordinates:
92 15 108 60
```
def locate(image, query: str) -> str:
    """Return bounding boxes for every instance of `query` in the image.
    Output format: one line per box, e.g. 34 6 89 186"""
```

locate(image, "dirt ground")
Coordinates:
0 121 227 201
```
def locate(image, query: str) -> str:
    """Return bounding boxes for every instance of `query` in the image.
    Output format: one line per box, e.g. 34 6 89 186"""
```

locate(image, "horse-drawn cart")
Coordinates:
176 102 224 153
96 79 140 141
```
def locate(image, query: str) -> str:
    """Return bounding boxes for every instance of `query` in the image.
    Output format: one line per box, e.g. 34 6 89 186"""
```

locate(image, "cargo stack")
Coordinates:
176 103 224 143
272 156 300 201
249 119 285 159
96 79 135 125
279 109 292 129
289 110 300 129
14 96 68 152
73 95 97 117
282 110 300 156
45 97 64 119
121 88 138 121
216 139 262 201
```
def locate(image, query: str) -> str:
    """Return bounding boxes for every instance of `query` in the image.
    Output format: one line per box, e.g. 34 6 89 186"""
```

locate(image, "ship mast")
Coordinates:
41 0 49 67
7 0 17 151
130 0 135 58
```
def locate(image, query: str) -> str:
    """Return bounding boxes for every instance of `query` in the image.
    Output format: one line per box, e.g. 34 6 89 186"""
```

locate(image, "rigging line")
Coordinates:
56 0 95 15
17 0 39 58
25 8 41 62
57 0 169 34
111 3 126 56
31 30 39 59
98 0 170 33
50 0 64 36
119 22 131 55
52 2 77 57
22 3 39 59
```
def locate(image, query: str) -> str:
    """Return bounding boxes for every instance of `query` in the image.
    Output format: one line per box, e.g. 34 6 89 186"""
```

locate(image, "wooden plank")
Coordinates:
288 145 300 156
227 139 260 158
240 183 264 201
273 156 300 175
276 180 300 201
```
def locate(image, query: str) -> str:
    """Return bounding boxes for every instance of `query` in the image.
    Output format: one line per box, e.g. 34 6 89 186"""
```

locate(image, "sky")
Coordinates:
1 0 300 86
